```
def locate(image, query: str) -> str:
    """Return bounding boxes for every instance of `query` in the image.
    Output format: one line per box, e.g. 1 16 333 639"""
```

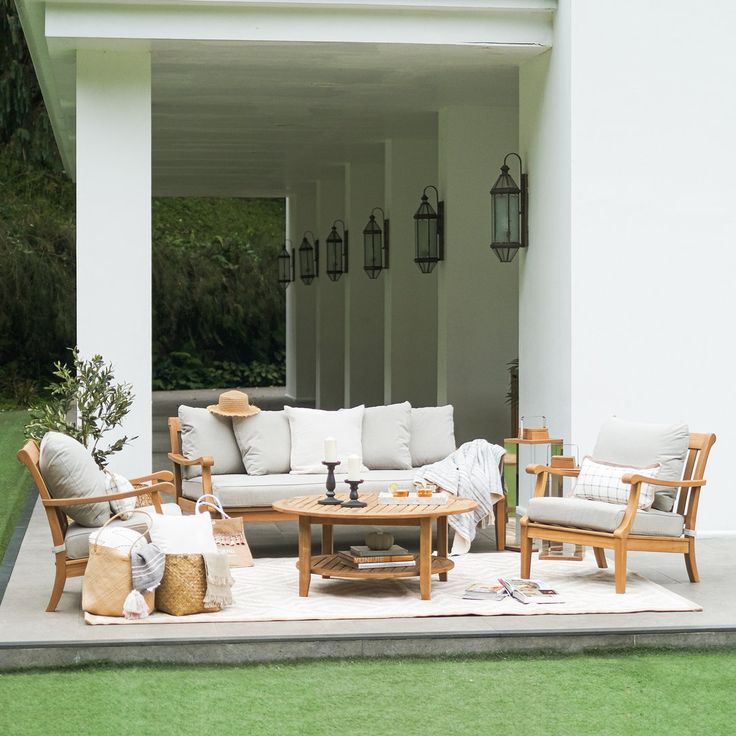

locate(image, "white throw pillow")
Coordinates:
285 405 368 474
593 417 689 512
232 410 291 475
149 512 218 554
103 470 137 520
362 402 412 470
178 405 245 479
409 406 456 467
573 457 661 510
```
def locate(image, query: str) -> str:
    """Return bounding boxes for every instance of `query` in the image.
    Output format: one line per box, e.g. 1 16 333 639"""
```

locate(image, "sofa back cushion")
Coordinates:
593 417 689 512
409 406 456 467
362 402 413 470
178 406 245 479
285 405 367 474
233 410 291 476
39 432 110 527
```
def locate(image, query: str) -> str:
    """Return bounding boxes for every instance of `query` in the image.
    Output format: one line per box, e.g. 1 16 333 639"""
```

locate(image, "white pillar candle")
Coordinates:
346 454 362 481
324 437 337 463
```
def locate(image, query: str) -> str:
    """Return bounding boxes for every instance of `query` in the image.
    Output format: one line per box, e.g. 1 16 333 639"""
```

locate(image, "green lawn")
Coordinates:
0 409 30 563
1 650 734 735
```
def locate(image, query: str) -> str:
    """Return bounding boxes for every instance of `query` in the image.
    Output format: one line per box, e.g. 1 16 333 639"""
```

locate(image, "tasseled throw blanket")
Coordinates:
203 552 234 608
414 439 505 555
124 542 165 620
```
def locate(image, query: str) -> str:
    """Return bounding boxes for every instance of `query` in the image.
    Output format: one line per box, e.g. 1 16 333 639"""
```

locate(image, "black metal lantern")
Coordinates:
326 219 349 282
298 230 319 285
277 241 294 290
362 207 389 279
490 152 527 263
413 185 444 274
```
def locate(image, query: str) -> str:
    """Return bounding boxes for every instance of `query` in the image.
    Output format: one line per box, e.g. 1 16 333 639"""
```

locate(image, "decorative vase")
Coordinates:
366 531 394 550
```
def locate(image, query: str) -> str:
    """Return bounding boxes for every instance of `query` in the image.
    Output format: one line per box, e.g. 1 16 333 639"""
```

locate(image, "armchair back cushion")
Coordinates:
362 402 413 470
233 410 291 475
409 406 456 467
178 406 245 479
593 417 689 511
39 432 110 527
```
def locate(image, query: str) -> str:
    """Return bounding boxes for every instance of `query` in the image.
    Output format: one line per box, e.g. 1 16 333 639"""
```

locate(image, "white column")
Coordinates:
345 160 385 407
438 106 519 445
286 186 317 404
316 173 347 409
76 49 151 476
384 138 438 407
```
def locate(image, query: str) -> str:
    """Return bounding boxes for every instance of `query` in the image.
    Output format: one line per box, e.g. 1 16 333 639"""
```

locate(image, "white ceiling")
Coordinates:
151 40 528 197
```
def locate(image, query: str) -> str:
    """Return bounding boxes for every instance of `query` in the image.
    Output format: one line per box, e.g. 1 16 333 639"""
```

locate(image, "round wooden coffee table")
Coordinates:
272 493 477 600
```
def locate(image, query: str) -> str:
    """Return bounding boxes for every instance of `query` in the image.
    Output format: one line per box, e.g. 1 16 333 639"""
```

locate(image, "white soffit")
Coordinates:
18 0 555 195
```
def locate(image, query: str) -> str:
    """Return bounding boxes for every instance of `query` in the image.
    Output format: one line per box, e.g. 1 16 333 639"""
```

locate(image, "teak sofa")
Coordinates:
167 403 506 550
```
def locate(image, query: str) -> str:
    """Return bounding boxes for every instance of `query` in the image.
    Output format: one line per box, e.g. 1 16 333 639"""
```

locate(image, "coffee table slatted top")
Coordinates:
273 493 476 520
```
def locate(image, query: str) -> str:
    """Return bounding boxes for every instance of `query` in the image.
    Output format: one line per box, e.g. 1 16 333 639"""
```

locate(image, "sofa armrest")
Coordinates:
168 453 214 468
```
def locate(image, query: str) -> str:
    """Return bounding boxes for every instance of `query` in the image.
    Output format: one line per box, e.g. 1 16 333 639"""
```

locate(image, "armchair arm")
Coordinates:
526 464 581 478
168 453 214 468
41 481 174 507
622 474 706 489
129 470 174 484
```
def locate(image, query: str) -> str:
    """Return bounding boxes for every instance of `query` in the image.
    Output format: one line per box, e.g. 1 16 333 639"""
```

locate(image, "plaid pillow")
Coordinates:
573 457 660 510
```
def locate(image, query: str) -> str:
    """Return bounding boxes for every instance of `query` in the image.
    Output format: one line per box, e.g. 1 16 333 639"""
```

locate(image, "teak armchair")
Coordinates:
17 439 175 612
520 432 716 593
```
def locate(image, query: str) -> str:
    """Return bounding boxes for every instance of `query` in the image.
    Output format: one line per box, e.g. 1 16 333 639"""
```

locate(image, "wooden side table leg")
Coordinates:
437 515 449 582
419 517 432 600
321 523 334 578
298 516 312 597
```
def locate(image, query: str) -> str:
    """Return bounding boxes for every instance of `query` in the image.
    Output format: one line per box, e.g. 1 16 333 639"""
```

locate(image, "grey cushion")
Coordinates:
362 402 412 470
233 410 291 475
593 417 689 512
410 406 456 467
39 432 110 527
528 496 685 537
182 469 418 508
178 405 245 479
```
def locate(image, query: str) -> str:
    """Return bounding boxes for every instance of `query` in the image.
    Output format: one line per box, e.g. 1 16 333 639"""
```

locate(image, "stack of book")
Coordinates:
338 545 416 569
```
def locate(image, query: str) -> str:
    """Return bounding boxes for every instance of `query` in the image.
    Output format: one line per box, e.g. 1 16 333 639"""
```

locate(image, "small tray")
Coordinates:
378 491 450 505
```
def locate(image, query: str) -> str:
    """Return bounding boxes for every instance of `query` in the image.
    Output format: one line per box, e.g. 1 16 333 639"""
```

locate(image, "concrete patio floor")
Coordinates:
2 499 735 670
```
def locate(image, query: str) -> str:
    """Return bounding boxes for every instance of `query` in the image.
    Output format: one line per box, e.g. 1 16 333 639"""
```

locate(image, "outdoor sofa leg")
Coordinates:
47 555 66 612
520 525 532 579
684 538 700 583
593 547 608 569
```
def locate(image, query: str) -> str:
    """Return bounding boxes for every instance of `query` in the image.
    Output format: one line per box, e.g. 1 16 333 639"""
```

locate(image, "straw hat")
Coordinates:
207 390 261 418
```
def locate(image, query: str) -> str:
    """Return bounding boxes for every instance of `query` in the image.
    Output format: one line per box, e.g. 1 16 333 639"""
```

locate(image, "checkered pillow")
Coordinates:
573 457 660 510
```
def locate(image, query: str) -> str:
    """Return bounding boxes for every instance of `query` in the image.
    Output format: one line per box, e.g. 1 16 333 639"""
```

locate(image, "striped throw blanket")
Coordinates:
414 439 505 555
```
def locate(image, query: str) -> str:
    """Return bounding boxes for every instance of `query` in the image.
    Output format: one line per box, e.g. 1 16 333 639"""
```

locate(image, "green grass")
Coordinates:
0 409 30 562
1 651 735 735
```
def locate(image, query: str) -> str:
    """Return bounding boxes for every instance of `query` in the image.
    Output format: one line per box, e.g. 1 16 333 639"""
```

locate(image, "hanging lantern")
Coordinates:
362 207 389 279
298 230 319 285
490 152 528 263
413 185 444 274
277 242 294 290
326 219 348 282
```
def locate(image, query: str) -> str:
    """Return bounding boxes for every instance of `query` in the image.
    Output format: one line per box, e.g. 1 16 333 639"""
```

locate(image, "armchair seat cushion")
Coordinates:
527 496 685 537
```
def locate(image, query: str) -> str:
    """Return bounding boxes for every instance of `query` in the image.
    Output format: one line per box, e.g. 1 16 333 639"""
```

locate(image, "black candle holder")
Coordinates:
342 479 367 508
318 461 343 505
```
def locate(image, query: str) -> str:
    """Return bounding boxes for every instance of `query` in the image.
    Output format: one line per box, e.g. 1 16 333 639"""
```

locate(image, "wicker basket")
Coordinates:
155 554 221 616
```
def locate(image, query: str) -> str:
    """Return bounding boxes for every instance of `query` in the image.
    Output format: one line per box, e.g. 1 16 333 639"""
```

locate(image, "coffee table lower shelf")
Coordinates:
302 554 455 579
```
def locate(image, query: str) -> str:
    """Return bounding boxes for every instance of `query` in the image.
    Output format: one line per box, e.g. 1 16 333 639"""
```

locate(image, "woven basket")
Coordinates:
155 554 221 616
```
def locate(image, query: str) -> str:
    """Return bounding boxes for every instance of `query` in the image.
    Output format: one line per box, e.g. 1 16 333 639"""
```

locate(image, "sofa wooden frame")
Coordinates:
168 416 508 550
17 439 175 612
519 431 716 593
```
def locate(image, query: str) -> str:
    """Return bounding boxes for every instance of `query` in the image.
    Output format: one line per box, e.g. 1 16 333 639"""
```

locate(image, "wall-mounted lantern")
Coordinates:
413 185 444 274
277 240 295 290
362 207 389 279
298 230 319 285
490 152 528 263
326 219 349 282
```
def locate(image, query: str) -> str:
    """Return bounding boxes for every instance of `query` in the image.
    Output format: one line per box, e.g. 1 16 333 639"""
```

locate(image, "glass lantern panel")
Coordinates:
415 220 431 259
493 194 510 243
508 192 521 243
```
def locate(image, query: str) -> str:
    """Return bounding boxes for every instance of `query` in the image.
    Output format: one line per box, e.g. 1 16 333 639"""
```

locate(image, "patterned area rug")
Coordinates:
84 552 701 625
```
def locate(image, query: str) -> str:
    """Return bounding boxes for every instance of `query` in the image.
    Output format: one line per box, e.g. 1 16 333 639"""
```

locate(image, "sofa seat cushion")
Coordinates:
64 504 180 560
527 496 685 537
182 470 418 508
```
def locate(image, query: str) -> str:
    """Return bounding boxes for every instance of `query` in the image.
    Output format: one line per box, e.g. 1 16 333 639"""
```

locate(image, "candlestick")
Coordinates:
346 453 361 481
324 437 337 463
342 479 366 508
318 460 343 505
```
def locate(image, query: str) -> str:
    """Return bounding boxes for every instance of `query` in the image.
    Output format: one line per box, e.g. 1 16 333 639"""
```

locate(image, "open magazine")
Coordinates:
498 577 564 604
